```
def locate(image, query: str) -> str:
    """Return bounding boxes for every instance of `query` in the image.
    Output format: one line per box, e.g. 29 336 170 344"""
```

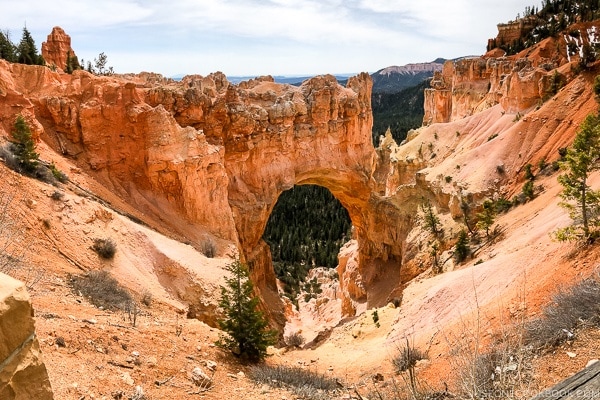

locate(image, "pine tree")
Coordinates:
555 113 600 241
16 27 43 66
0 30 17 62
476 200 496 239
65 51 80 74
216 259 277 362
10 115 39 173
421 198 441 236
454 229 470 263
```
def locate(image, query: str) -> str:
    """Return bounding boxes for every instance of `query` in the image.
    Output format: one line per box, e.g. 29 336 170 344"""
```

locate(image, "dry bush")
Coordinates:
200 237 217 258
92 238 117 259
285 331 305 348
141 290 153 307
393 340 427 373
50 190 64 201
69 270 132 311
444 307 535 400
525 277 600 350
248 364 339 399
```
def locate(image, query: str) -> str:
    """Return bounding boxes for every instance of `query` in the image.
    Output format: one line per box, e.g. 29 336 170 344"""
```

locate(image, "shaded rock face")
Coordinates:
0 57 413 320
41 27 78 72
0 273 53 399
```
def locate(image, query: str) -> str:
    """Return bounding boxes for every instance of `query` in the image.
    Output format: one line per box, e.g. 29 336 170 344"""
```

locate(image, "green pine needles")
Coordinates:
555 112 600 242
10 115 39 173
216 259 277 362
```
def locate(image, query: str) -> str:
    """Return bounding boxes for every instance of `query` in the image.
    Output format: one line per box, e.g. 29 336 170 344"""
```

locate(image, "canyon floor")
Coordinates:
5 120 599 399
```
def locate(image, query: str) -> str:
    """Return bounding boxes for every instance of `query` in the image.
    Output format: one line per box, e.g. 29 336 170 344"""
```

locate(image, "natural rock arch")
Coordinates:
217 74 408 321
0 61 411 327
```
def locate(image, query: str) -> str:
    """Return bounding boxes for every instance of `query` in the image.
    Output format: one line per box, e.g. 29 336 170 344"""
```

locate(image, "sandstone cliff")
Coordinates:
0 57 409 323
0 273 53 399
422 21 600 125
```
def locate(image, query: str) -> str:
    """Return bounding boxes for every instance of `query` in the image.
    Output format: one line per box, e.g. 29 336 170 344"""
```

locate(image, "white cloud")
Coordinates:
1 0 538 76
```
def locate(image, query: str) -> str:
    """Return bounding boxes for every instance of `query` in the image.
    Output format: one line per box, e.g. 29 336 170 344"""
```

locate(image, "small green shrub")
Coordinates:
494 196 512 213
496 164 505 174
92 238 117 259
522 180 535 200
445 175 452 183
487 133 498 141
372 309 380 328
69 270 132 311
524 163 535 181
50 163 68 183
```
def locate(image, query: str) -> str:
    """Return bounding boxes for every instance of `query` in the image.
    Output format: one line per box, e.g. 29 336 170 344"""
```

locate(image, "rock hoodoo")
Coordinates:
41 26 78 72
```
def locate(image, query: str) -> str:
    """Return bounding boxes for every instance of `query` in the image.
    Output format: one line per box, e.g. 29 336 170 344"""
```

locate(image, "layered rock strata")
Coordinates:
41 26 78 72
0 273 53 399
0 58 412 321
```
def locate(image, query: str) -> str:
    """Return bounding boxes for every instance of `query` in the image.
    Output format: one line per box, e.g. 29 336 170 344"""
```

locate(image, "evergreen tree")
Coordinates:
476 200 496 239
421 198 441 236
454 229 470 263
16 27 43 66
65 51 80 74
555 113 600 241
0 30 17 62
216 260 277 362
10 115 39 173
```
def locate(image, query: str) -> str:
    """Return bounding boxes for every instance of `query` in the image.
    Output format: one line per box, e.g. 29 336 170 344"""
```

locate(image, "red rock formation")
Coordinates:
41 27 78 72
426 22 600 125
0 54 417 323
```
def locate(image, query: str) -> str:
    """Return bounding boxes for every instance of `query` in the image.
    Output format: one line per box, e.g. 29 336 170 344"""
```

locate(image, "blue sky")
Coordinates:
1 0 537 78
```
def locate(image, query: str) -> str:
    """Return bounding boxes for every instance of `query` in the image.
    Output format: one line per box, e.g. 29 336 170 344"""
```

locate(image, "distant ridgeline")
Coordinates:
263 185 351 302
370 60 444 146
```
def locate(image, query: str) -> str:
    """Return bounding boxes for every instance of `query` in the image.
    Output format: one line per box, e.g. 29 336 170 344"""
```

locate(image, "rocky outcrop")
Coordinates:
425 22 600 125
0 53 415 322
41 27 78 72
487 16 541 51
0 273 53 399
423 56 549 124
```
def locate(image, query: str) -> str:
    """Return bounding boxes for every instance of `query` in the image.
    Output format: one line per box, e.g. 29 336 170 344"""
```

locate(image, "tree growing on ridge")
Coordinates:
0 30 17 62
216 259 277 362
476 200 496 239
9 115 39 174
555 113 600 241
421 198 442 236
16 27 43 66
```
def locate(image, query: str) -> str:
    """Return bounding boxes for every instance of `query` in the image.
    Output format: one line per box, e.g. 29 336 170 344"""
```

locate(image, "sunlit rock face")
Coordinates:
0 51 417 323
0 273 54 400
41 26 78 72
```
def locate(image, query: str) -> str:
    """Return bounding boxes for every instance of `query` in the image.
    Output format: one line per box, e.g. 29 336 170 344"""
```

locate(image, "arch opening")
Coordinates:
262 184 352 308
